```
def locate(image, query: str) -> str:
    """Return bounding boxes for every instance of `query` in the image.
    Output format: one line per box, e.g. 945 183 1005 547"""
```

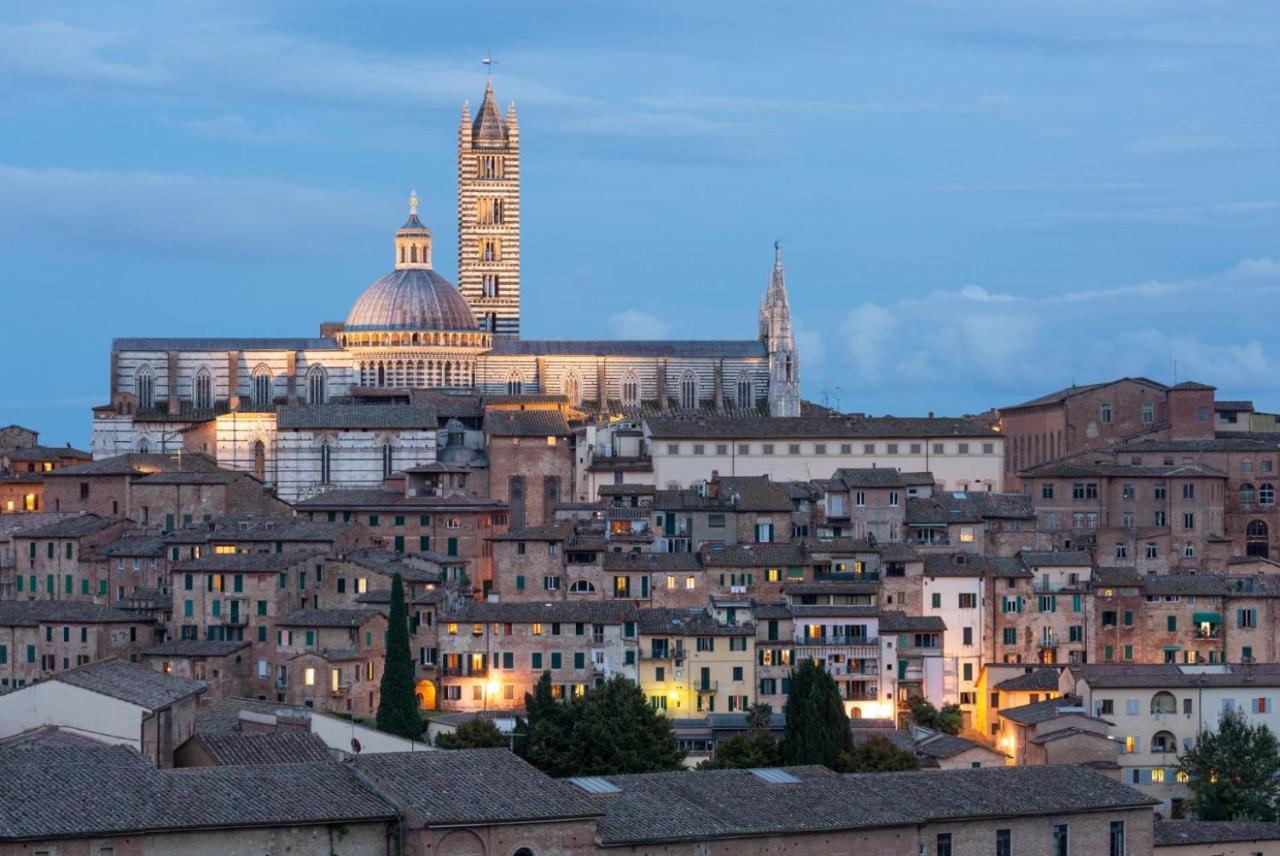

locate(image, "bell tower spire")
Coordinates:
761 241 800 417
458 66 521 337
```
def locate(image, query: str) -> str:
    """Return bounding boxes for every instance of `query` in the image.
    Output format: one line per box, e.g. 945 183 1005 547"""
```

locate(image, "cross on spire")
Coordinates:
482 52 498 78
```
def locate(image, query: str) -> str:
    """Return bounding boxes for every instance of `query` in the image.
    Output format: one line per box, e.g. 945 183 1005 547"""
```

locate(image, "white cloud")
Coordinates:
826 259 1280 407
0 163 383 258
0 20 167 88
607 309 670 340
170 114 303 144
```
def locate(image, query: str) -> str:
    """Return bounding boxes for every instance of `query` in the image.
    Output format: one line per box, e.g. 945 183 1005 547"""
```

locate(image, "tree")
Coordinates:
525 675 685 777
515 671 569 763
745 702 774 731
780 660 852 767
1179 708 1280 821
699 730 782 769
907 696 962 735
836 735 921 773
435 717 510 749
375 573 422 740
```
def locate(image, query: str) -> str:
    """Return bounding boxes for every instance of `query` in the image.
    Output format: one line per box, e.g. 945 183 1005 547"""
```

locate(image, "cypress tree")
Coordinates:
375 572 422 739
780 659 852 767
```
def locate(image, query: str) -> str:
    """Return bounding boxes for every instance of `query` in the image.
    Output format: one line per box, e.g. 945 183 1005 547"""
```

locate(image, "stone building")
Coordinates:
0 601 158 689
92 77 801 503
484 409 573 529
637 605 757 716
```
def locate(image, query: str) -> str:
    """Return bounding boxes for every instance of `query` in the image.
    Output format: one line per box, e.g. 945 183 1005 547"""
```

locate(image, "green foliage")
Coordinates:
907 696 962 735
745 702 774 731
375 573 423 740
1179 708 1280 821
521 674 685 777
780 660 852 767
836 735 921 773
699 730 782 769
435 717 510 749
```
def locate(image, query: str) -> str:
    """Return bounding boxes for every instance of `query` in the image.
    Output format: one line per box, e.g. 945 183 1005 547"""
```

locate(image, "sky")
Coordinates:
2 0 1278 447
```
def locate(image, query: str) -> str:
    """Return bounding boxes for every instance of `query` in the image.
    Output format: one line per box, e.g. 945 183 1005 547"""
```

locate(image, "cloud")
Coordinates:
0 20 167 88
0 163 383 258
169 114 305 144
607 309 671 340
828 259 1280 407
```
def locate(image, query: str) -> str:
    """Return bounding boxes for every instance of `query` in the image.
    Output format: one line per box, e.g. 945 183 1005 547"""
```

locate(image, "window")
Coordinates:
1054 824 1069 856
194 367 213 410
1184 512 1195 530
1114 542 1128 560
1042 483 1055 500
562 371 581 406
936 832 952 856
1110 820 1125 856
252 366 272 405
319 442 331 485
1262 483 1276 506
736 374 753 408
996 829 1011 856
958 593 977 609
135 365 155 410
306 365 327 404
1142 403 1154 424
506 371 523 395
1182 483 1196 500
621 371 640 407
1100 403 1113 423
680 372 697 410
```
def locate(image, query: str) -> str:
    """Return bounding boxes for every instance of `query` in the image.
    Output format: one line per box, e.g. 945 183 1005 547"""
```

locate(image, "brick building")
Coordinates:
484 409 573 530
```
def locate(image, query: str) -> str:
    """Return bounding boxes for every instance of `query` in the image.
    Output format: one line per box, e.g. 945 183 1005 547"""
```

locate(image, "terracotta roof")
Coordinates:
14 513 122 539
1155 821 1280 847
278 404 433 430
646 415 998 440
0 602 153 627
483 409 572 437
716 476 796 511
922 554 1030 578
450 601 639 624
1020 550 1093 568
701 544 808 567
52 659 203 709
993 668 1062 692
1002 378 1166 410
171 551 320 573
1069 663 1280 689
997 696 1097 726
638 608 754 636
277 608 383 628
190 732 332 766
143 640 250 658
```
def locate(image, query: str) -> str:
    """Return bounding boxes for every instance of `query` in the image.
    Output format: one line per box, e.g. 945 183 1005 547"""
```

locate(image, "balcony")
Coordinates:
441 664 488 677
641 648 686 662
330 684 351 697
1039 635 1060 649
796 642 880 662
695 680 718 693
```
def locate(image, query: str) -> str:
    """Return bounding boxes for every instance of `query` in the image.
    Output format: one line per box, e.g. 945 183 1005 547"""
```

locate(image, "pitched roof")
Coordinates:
52 659 203 709
914 731 998 760
700 544 808 567
449 600 639 624
143 639 250 658
1154 821 1280 847
277 404 433 429
489 522 575 541
590 764 1152 846
602 551 701 572
114 336 340 352
1002 378 1166 410
997 696 1095 726
1070 663 1280 689
195 697 313 735
489 339 766 358
780 581 878 597
0 747 394 841
190 731 332 766
1215 400 1255 412
646 415 998 440
638 608 754 636
483 409 572 437
0 601 152 627
922 553 1029 578
1022 461 1226 479
43 453 223 477
294 489 504 510
1019 550 1094 568
993 668 1062 692
907 492 1035 525
356 749 600 826
336 548 448 582
715 476 795 511
828 468 910 488
878 611 947 632
13 513 122 539
171 551 321 573
97 534 168 557
277 608 383 628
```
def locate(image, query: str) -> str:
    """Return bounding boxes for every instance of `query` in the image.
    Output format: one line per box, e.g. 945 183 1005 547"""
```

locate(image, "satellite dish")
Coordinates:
351 737 362 754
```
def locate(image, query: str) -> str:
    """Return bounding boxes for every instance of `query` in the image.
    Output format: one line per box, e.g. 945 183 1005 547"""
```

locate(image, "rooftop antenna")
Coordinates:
1172 357 1179 385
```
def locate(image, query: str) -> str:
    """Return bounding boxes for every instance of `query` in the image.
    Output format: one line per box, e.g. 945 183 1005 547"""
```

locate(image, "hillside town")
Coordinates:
3 57 1279 856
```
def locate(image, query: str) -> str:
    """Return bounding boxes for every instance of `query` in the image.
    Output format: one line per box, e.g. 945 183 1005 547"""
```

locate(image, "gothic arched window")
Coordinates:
507 371 523 395
621 371 640 408
252 366 272 406
320 442 332 486
194 368 213 411
135 365 155 411
680 371 697 410
563 372 581 406
307 365 327 405
737 374 753 410
383 443 394 478
253 440 266 481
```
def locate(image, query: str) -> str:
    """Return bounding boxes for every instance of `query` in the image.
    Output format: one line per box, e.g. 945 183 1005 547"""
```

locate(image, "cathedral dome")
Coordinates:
346 268 477 332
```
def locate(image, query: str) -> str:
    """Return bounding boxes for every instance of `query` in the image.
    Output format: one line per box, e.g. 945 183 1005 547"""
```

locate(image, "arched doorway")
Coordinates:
252 440 266 482
1248 520 1270 558
415 679 437 710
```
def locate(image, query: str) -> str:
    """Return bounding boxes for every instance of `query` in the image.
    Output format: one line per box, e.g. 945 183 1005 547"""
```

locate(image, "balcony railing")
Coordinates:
441 664 488 677
642 648 686 661
695 680 718 693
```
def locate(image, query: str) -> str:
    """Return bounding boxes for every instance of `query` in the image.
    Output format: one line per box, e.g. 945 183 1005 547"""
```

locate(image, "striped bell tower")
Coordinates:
458 76 521 337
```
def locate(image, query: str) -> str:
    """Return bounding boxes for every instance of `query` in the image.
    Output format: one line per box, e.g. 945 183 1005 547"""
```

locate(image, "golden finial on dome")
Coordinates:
409 189 419 216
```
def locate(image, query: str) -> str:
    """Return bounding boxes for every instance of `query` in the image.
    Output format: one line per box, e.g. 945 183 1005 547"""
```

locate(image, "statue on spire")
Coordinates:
409 189 419 216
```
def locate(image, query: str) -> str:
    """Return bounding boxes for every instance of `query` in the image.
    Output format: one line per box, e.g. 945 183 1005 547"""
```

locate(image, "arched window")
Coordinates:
383 444 394 479
568 580 596 594
377 364 386 387
135 365 155 411
1151 692 1176 715
252 366 272 406
621 371 640 408
784 354 793 382
137 437 150 454
320 442 332 486
680 371 697 410
1241 483 1257 506
253 440 266 481
194 368 213 411
1150 729 1177 753
563 372 581 406
1183 543 1195 558
306 365 327 405
737 374 753 410
444 362 453 387
507 371 523 395
1261 483 1275 506
1247 520 1269 558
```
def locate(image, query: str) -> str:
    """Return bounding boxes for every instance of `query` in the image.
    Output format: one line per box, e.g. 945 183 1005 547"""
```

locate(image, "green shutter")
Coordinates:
15 575 22 593
1167 616 1177 632
574 652 585 669
419 536 430 551
532 652 542 669
306 630 315 646
394 536 404 553
551 652 562 669
515 575 525 591
447 538 458 556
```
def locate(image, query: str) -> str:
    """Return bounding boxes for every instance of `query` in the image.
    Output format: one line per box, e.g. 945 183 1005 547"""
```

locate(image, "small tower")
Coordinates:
760 242 800 417
395 190 433 270
458 75 521 337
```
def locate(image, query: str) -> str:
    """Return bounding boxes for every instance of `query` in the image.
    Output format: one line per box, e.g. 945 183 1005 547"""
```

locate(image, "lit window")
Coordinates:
304 668 316 686
959 527 975 543
685 575 696 589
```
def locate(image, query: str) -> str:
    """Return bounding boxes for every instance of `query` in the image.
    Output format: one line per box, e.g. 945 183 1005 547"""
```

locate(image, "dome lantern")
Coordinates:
395 189 433 271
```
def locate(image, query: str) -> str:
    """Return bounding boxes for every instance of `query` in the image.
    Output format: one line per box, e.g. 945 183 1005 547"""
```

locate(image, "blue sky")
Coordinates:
2 1 1278 446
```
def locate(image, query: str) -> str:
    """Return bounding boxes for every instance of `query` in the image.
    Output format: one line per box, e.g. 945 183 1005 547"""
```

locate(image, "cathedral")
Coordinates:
92 77 800 499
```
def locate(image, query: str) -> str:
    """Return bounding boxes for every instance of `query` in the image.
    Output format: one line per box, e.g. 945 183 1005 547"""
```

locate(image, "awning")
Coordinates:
1193 612 1222 624
1163 646 1181 652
